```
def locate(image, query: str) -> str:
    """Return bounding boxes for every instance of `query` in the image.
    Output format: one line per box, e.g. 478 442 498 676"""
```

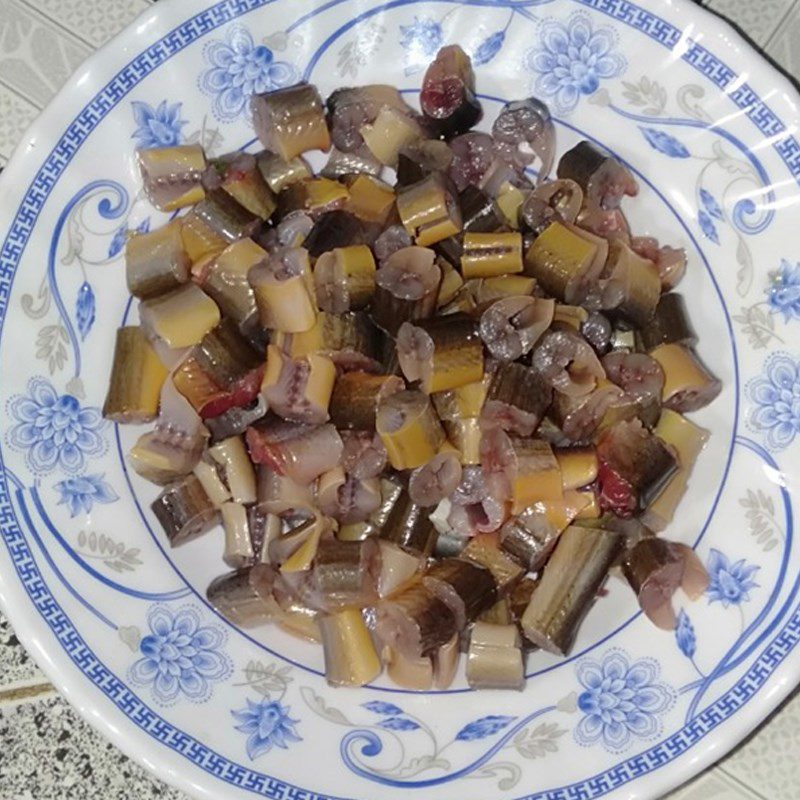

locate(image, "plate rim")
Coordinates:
0 1 798 799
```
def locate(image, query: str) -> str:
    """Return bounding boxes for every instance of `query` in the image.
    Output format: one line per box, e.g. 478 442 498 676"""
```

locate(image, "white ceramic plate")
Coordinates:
1 1 799 798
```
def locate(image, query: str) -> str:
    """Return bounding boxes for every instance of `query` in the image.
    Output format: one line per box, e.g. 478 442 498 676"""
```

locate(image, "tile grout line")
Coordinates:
764 0 800 48
12 0 97 51
0 681 55 706
0 78 44 110
717 765 773 800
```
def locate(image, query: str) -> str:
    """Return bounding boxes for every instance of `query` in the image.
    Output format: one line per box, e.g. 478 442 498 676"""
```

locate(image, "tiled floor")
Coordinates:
1 0 800 797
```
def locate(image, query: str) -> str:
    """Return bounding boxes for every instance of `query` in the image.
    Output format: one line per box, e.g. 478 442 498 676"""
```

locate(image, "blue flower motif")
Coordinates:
455 715 516 741
232 698 301 760
575 650 674 753
524 13 626 114
130 606 231 705
6 378 106 475
747 352 800 450
698 210 720 244
362 701 404 715
640 127 690 158
700 189 724 220
399 16 444 60
76 281 95 340
131 100 187 150
378 716 420 731
199 26 298 123
472 31 506 66
675 609 696 659
767 260 800 322
54 473 118 517
706 549 759 608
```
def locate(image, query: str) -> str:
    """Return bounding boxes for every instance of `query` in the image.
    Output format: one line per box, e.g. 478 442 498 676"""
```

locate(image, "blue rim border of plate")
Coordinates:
0 0 798 798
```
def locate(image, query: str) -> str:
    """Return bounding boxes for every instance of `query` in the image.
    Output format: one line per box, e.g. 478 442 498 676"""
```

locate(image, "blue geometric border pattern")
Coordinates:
574 0 800 178
0 0 798 798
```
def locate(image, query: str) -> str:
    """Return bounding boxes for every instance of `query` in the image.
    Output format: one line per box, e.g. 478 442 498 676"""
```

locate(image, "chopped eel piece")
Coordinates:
420 45 482 138
521 525 622 655
466 622 525 690
247 421 343 485
376 581 458 659
251 83 331 161
623 537 709 630
396 313 483 394
596 419 678 517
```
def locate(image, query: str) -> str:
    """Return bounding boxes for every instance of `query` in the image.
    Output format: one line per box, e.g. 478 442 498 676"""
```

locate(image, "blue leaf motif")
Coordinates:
472 31 505 66
136 217 151 234
698 210 720 245
377 716 420 731
639 127 690 158
675 609 696 659
455 715 516 741
108 226 127 258
362 701 404 716
76 282 96 340
700 189 724 220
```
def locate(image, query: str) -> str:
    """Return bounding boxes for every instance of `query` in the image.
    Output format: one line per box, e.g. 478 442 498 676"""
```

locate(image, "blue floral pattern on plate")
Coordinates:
75 282 95 340
455 715 516 741
199 26 298 122
130 606 231 705
747 353 800 450
698 209 721 244
706 549 759 607
54 473 118 517
361 700 421 731
362 701 403 715
700 188 725 221
524 13 625 114
232 698 302 760
6 378 106 475
399 16 444 58
575 650 675 753
640 127 690 158
767 260 800 321
131 100 187 149
472 30 506 66
675 609 697 659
